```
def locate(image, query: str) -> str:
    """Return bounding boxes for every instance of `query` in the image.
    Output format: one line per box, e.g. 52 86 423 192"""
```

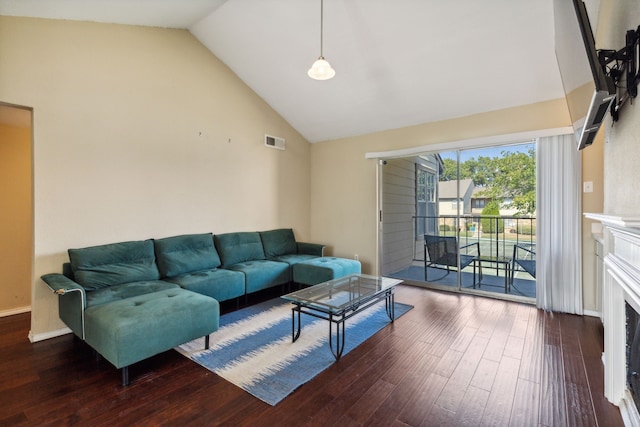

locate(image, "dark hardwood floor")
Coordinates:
0 285 624 426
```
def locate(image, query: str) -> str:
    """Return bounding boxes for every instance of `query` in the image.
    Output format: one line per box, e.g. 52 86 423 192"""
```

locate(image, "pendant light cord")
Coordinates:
320 0 324 58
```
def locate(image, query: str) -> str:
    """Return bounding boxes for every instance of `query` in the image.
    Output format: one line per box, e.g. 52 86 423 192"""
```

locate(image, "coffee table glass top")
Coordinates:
282 274 402 313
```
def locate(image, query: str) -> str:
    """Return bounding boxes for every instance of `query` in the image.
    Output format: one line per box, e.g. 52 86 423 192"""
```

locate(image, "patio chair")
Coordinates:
423 234 480 282
511 243 536 283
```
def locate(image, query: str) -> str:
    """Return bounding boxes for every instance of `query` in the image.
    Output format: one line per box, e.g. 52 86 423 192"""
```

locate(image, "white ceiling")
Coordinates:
0 0 567 142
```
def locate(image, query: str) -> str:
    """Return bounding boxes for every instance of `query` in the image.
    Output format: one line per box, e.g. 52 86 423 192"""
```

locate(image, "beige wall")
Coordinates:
0 17 311 338
582 131 605 313
598 0 640 215
578 0 640 313
0 123 32 314
565 78 607 314
310 99 571 275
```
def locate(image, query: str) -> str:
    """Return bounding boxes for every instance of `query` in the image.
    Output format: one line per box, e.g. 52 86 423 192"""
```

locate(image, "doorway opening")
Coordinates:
0 103 33 316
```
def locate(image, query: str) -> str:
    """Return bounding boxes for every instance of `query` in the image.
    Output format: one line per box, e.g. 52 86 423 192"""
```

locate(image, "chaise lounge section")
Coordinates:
41 239 219 385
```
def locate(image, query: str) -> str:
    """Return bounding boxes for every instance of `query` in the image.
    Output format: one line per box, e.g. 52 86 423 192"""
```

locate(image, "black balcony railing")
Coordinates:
413 215 536 261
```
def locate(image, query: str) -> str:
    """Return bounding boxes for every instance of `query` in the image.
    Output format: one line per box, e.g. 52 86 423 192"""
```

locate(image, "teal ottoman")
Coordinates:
292 257 362 286
84 288 219 385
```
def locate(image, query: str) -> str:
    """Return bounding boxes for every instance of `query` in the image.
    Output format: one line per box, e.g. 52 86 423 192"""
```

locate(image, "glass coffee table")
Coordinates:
281 274 403 360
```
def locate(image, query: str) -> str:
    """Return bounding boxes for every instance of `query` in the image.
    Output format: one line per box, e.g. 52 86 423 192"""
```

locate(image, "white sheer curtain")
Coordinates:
536 134 583 314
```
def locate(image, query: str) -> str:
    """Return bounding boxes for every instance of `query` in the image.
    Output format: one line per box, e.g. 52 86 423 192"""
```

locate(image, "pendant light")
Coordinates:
308 0 335 80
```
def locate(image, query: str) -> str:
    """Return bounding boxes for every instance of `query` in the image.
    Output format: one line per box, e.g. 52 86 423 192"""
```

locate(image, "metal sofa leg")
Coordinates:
122 366 129 386
205 335 210 350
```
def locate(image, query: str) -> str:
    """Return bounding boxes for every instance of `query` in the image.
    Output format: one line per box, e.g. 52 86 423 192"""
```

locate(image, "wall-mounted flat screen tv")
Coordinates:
554 0 615 150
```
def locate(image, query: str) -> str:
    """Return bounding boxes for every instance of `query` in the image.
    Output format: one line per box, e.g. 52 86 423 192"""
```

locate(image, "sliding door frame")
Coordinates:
372 128 569 301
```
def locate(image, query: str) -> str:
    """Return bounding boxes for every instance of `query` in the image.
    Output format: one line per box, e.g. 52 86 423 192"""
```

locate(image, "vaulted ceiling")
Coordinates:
1 0 574 142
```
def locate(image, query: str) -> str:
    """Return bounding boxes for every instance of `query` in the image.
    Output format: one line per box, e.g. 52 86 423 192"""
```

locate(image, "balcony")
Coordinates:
386 215 536 300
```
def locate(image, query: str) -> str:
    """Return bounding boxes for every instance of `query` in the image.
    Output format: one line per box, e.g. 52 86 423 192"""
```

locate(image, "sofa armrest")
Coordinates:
297 242 325 257
42 273 85 296
41 273 87 339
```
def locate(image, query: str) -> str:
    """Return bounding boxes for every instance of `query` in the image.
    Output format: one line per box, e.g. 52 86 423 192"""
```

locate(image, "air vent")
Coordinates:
264 134 285 150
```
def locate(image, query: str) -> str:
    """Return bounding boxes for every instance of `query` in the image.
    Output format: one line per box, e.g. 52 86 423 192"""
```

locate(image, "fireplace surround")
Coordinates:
586 213 640 426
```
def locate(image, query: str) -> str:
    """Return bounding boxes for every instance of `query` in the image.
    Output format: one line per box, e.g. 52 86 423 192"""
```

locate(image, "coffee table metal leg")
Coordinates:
291 305 301 342
329 314 346 360
385 291 395 321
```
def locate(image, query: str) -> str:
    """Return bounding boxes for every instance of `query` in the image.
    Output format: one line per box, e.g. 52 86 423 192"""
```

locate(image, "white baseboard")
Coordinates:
28 327 72 343
0 307 72 342
0 306 31 317
583 309 602 318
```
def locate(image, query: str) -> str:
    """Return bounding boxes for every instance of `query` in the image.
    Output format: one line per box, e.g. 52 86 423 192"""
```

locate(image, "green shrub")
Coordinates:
518 224 536 235
439 224 451 232
481 201 504 233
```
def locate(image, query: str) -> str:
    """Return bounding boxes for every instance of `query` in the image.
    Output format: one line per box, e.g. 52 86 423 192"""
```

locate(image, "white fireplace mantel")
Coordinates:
585 213 640 427
585 213 640 230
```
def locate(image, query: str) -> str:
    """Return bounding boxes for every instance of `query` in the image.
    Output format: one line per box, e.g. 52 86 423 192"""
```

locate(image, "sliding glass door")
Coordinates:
380 142 536 301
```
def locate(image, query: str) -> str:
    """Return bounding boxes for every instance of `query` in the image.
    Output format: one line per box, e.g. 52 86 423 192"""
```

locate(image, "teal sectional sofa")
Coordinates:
41 228 360 385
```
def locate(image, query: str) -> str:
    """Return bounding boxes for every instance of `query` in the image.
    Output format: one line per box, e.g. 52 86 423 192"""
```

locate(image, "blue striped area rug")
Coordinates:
177 297 412 405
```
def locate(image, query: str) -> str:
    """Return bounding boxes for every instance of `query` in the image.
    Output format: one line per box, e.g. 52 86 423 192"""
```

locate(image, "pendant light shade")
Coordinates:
308 57 335 80
308 0 335 80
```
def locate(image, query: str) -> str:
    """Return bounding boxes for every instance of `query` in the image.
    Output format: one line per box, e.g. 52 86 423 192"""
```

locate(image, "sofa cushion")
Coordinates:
214 232 265 268
164 268 245 302
226 260 290 294
270 253 318 266
86 280 179 308
154 233 221 278
260 228 297 258
68 240 160 291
